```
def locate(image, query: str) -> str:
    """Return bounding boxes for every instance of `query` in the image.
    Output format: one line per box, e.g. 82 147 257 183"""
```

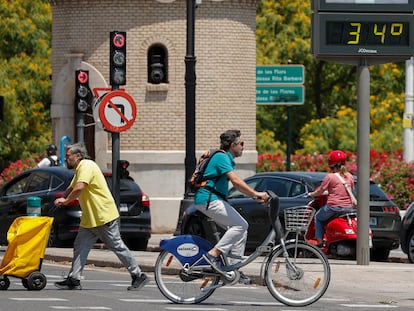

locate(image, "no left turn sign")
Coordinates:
97 90 137 133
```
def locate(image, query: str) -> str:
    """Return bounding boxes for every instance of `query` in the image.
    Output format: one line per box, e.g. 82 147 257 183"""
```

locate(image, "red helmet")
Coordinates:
328 150 346 167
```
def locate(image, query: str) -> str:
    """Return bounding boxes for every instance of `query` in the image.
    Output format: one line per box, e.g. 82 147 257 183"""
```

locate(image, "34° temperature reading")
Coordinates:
326 21 409 46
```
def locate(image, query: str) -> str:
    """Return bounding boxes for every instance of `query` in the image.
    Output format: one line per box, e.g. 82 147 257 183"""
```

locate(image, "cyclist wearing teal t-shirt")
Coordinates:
194 149 235 205
195 130 269 283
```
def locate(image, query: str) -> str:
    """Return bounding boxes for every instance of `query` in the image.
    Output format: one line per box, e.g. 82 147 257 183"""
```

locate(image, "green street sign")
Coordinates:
256 65 305 85
256 85 305 105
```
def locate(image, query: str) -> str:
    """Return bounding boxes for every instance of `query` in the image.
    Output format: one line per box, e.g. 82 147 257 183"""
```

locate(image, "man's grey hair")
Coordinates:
220 129 241 151
67 142 91 160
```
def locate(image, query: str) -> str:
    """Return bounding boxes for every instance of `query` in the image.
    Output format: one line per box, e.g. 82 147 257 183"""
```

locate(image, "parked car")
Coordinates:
400 202 414 263
175 171 401 261
0 166 151 250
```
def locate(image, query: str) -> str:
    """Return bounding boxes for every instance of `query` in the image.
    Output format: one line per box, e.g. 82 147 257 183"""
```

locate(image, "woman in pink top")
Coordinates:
308 150 355 247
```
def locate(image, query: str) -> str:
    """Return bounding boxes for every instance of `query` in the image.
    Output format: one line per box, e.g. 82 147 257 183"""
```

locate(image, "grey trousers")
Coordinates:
195 199 248 258
68 218 141 280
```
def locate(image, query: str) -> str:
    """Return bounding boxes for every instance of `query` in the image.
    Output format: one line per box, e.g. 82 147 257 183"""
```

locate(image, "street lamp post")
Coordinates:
184 0 197 198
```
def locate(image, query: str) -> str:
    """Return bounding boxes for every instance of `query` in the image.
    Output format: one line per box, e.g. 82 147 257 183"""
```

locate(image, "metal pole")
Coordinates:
112 132 120 208
60 136 72 167
404 57 414 162
76 113 85 143
112 84 121 208
286 105 291 171
356 61 370 265
184 0 197 198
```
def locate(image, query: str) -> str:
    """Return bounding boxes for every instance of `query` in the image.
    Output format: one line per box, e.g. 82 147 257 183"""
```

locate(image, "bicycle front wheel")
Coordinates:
265 241 330 307
154 250 220 304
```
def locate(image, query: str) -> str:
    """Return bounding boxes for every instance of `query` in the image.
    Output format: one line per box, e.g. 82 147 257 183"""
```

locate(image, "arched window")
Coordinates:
147 44 168 84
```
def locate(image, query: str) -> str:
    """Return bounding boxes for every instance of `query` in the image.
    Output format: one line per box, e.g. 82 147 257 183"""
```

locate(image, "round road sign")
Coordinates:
98 90 137 133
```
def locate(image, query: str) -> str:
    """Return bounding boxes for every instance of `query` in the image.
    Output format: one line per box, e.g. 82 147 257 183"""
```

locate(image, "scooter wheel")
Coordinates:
26 271 47 291
0 276 10 290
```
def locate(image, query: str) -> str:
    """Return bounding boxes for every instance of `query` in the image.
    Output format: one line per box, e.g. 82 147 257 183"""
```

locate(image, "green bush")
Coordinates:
257 149 414 210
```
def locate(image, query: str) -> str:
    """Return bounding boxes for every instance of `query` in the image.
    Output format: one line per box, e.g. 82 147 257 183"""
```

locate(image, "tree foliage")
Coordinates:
256 0 406 154
0 0 52 170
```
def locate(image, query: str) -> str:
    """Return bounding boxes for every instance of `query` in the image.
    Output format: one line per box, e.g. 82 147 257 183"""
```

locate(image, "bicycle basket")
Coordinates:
284 206 315 232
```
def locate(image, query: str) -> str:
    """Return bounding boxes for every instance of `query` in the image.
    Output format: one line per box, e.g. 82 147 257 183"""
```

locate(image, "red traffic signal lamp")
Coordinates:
75 70 91 113
110 31 127 86
117 160 130 179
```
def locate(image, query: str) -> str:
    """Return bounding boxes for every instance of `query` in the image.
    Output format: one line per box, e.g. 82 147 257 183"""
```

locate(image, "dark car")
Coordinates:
0 166 151 250
400 202 414 263
176 171 401 261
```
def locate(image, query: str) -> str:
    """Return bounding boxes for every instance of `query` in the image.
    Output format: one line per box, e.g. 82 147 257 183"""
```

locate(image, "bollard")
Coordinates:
27 196 42 216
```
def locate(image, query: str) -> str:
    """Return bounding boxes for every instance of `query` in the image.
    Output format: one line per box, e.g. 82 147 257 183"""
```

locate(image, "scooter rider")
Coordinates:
308 150 355 247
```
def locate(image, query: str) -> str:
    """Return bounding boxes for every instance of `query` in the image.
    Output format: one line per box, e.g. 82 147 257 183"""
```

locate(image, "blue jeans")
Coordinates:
315 205 354 240
68 218 140 280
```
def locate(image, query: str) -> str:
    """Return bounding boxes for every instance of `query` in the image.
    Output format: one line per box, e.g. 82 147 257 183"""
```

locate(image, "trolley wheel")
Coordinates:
22 278 29 289
0 276 10 290
26 271 47 291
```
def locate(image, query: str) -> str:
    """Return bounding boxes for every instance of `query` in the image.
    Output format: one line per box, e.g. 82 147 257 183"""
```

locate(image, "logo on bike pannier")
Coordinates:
177 243 199 257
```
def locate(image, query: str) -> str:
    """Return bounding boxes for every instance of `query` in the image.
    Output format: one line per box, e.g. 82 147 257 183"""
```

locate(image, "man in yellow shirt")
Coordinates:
54 142 148 290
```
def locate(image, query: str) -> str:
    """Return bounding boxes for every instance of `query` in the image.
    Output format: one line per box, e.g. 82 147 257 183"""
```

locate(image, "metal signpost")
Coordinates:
311 0 414 265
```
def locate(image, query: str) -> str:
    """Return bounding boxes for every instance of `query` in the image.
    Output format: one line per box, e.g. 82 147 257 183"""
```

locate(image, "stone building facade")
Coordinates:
49 0 259 233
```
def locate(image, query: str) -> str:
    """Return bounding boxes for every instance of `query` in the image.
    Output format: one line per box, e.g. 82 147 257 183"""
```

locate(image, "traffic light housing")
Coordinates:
117 160 130 179
110 31 127 86
149 54 165 84
75 70 91 113
148 45 167 84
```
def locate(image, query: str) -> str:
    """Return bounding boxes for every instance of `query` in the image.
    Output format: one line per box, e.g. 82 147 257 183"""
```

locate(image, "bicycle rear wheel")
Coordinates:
265 240 330 307
154 250 220 304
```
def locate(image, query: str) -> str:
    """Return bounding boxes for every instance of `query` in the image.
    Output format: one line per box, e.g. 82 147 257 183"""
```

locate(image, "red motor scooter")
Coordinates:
304 193 371 259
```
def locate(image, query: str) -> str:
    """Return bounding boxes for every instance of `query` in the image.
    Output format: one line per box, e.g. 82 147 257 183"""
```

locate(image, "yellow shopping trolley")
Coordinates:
0 216 53 290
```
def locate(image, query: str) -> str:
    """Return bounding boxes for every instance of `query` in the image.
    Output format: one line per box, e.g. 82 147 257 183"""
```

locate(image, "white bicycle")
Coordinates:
154 191 330 307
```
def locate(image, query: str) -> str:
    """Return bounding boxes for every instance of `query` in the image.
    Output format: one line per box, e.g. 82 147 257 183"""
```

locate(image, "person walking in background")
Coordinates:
308 150 356 247
53 142 148 291
194 129 269 284
38 144 60 167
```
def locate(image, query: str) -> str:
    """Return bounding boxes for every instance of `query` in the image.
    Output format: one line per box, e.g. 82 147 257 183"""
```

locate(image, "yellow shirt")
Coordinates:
69 159 119 228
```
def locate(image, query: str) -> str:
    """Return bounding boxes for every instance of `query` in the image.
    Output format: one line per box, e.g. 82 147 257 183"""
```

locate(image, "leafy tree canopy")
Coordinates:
0 0 52 170
256 0 406 154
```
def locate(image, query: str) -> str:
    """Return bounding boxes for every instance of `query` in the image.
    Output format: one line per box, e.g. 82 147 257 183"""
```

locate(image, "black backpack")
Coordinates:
48 156 60 167
188 149 225 194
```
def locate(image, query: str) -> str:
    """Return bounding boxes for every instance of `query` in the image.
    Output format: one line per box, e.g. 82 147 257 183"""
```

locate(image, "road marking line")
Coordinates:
166 308 226 311
229 301 282 306
341 304 398 308
10 298 68 301
119 299 167 303
50 307 111 310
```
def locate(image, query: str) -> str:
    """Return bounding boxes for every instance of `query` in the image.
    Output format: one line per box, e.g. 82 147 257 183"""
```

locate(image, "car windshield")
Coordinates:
353 183 391 201
228 176 317 198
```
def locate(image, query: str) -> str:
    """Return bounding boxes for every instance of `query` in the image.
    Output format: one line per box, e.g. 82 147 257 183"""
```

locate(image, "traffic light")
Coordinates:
117 160 130 179
110 31 127 86
75 70 91 113
149 54 165 84
148 45 167 84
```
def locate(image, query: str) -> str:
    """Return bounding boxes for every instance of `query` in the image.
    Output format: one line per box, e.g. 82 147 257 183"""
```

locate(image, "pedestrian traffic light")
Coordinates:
75 70 91 113
117 160 130 179
110 31 127 86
